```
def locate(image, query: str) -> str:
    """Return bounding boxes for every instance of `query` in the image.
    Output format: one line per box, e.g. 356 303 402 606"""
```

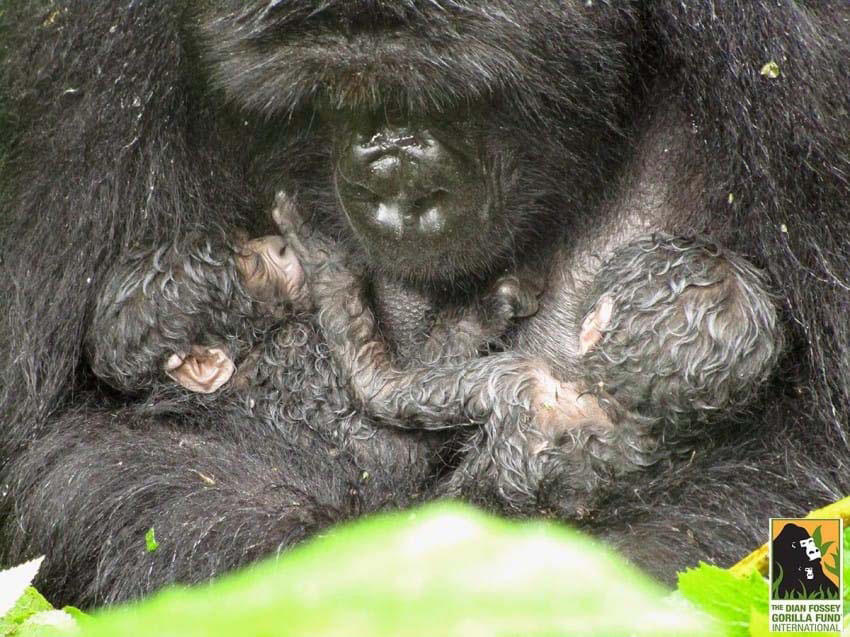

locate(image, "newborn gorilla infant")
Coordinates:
85 195 542 563
87 191 782 549
277 203 783 513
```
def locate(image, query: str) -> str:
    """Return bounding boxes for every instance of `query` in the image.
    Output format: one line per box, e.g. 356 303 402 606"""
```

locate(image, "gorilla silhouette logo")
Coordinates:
772 523 840 599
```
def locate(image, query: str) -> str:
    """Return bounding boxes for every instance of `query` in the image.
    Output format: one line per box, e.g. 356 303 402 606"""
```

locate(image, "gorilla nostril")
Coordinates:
413 190 449 234
375 202 404 235
419 207 445 235
412 189 448 214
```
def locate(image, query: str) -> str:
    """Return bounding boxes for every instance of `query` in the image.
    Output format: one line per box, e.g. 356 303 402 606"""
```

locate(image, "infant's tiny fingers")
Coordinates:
492 275 539 319
512 287 539 318
272 190 303 229
239 235 283 256
165 352 187 372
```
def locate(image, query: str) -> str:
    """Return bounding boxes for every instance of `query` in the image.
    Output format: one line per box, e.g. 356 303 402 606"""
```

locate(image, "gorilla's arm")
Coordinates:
3 409 362 607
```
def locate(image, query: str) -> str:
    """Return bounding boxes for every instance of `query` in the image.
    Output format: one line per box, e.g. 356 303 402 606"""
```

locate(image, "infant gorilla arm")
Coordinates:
280 205 783 510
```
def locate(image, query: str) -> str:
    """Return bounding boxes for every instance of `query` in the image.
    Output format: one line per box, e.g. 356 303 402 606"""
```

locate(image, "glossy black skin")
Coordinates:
1 0 849 607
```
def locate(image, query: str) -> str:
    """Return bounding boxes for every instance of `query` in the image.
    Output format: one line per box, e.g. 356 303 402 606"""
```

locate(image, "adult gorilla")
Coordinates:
1 1 849 607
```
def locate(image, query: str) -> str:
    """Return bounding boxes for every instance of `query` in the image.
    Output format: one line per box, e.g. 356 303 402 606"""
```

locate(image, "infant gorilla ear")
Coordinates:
578 296 614 356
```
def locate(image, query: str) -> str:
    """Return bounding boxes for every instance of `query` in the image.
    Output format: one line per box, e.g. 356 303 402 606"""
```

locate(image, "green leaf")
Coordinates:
818 540 834 558
812 525 823 549
61 607 89 623
0 558 45 620
75 504 719 637
145 528 159 553
678 563 768 637
16 610 76 637
0 587 55 637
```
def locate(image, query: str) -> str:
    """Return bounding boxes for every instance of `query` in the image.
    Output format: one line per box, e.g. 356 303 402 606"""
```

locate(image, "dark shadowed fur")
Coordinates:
1 0 849 608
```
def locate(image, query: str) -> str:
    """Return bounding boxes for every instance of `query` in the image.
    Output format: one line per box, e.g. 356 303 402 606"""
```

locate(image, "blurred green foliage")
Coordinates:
2 504 719 637
4 504 850 636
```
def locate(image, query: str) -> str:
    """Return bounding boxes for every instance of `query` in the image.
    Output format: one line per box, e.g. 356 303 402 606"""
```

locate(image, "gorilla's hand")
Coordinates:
272 191 338 275
414 271 544 367
487 269 545 321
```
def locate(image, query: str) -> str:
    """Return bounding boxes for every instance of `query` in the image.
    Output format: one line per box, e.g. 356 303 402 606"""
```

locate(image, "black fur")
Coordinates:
1 0 849 608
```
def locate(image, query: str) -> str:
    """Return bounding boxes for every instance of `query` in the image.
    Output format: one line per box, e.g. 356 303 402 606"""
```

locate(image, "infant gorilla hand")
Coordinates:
165 235 308 394
528 371 610 438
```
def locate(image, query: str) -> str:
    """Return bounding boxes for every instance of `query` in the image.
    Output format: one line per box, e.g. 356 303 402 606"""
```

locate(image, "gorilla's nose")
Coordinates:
337 124 476 241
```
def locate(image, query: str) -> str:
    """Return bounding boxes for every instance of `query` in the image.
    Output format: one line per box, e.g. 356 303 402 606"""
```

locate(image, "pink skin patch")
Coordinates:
527 298 615 441
578 296 613 356
530 368 611 437
164 234 308 394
